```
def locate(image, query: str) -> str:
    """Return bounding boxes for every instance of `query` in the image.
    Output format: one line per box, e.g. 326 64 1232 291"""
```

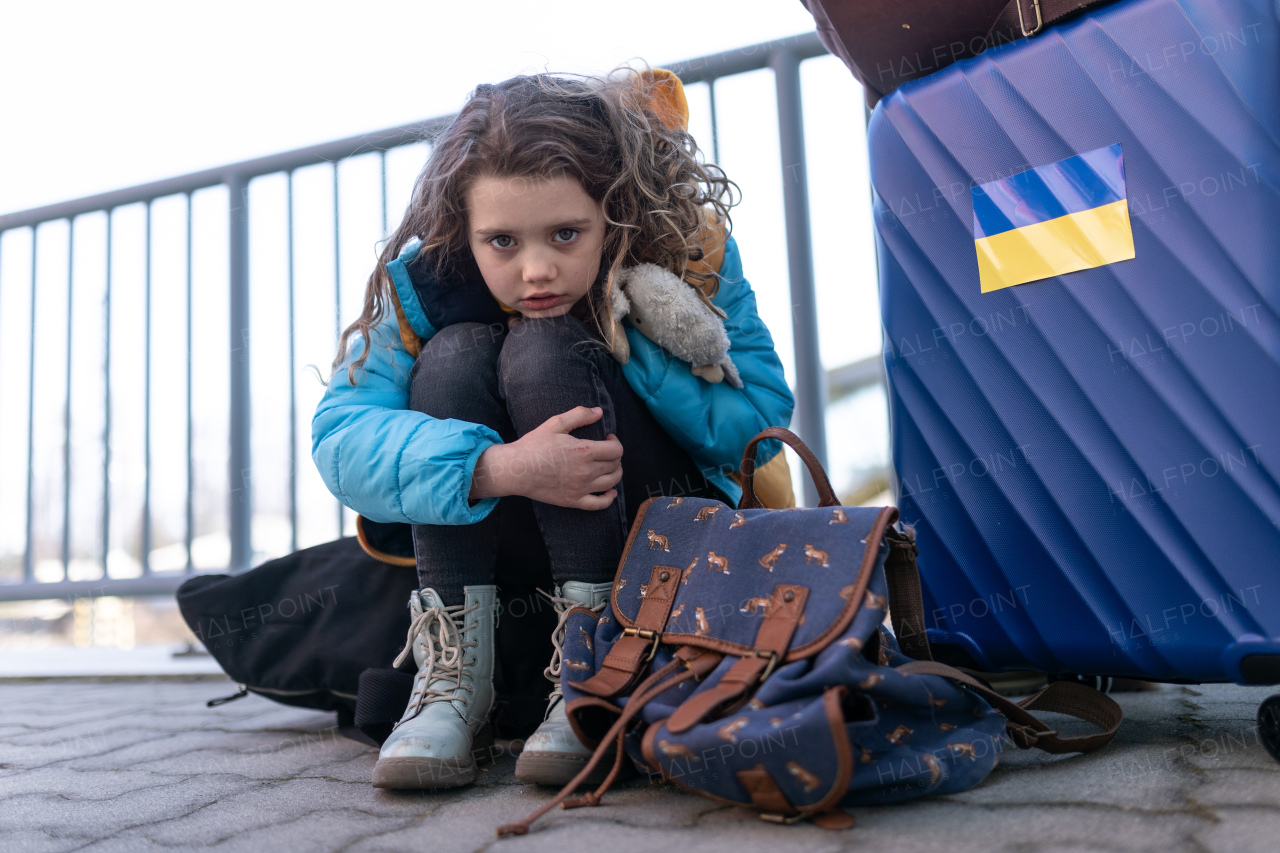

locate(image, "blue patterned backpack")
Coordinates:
498 428 1122 835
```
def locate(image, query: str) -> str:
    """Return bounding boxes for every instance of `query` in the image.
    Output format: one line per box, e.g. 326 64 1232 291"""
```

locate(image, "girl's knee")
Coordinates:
419 322 506 365
497 315 601 390
410 322 504 413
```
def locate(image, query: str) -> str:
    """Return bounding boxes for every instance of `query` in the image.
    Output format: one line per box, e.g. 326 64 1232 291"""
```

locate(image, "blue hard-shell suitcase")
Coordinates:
867 0 1280 686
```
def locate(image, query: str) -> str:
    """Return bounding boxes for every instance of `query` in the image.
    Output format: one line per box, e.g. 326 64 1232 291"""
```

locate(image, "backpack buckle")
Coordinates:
751 649 780 683
623 627 662 663
1008 723 1059 748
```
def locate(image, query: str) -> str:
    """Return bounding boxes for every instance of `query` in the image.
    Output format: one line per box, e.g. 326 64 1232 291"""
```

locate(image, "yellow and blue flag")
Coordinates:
972 143 1135 293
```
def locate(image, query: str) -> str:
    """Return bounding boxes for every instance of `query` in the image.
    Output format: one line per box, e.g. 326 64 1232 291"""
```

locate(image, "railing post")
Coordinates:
770 47 828 506
185 193 195 572
227 173 252 572
63 217 74 579
102 212 113 580
142 202 152 575
24 226 38 583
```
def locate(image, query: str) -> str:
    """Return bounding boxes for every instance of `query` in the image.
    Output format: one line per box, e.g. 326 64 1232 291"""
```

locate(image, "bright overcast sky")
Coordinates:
1 0 822 214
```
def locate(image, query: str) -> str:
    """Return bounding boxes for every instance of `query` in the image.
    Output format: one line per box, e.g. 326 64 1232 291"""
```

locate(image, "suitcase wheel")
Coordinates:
1257 695 1280 764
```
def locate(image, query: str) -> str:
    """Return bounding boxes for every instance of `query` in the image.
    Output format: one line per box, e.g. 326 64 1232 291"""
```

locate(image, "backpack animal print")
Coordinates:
498 428 1122 835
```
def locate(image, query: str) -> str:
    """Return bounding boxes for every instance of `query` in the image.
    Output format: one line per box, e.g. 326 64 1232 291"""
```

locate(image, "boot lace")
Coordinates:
541 589 607 719
393 599 480 720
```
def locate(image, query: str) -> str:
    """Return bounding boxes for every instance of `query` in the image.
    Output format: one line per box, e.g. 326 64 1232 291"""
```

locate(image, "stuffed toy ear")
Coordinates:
633 68 689 131
608 282 631 365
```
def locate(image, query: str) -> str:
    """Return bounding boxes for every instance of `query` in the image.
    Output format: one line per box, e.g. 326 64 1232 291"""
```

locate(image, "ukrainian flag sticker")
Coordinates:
972 143 1135 293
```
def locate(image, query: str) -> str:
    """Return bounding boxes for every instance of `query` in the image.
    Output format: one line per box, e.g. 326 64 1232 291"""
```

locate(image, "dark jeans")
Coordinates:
409 314 729 604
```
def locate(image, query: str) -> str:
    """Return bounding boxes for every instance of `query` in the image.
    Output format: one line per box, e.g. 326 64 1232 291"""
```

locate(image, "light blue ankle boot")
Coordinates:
372 585 497 789
514 581 614 785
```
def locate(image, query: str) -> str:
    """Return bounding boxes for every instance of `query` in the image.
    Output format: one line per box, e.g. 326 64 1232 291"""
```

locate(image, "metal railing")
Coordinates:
0 30 880 603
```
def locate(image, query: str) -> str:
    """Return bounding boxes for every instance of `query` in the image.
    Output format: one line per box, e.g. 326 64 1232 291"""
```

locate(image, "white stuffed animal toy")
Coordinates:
608 263 743 388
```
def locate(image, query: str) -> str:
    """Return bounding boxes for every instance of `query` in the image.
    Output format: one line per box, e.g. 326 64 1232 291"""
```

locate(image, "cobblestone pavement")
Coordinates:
2 677 1278 852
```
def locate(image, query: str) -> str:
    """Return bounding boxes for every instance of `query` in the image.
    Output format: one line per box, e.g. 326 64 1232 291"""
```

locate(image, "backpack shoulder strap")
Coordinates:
885 526 1123 754
896 660 1122 753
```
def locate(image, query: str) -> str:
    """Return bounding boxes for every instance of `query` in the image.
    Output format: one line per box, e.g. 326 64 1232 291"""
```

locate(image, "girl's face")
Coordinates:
465 172 606 319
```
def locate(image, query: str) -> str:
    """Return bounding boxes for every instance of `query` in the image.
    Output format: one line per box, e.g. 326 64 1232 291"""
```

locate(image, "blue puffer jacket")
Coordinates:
311 235 794 526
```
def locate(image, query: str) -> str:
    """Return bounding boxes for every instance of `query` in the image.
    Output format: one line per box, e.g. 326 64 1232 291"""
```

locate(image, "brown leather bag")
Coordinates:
800 0 1115 106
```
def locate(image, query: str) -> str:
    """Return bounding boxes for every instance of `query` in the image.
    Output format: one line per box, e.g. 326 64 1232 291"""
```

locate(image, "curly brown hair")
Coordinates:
332 68 739 383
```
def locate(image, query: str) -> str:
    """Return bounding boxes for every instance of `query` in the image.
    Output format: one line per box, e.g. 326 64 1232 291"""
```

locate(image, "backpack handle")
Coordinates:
738 426 840 509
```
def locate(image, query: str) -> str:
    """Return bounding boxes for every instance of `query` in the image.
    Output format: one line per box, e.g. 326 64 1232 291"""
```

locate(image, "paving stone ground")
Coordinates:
2 677 1278 852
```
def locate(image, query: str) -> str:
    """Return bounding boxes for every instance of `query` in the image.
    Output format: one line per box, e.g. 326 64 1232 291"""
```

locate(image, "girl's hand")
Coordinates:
469 406 623 510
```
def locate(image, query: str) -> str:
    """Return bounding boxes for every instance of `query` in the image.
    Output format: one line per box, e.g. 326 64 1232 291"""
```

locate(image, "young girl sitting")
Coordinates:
312 69 795 791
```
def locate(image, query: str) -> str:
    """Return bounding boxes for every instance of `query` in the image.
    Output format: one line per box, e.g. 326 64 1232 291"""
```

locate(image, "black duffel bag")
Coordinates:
176 518 557 746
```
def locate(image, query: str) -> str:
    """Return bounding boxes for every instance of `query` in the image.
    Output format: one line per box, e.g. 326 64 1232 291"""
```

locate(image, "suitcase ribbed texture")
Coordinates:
869 0 1280 682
